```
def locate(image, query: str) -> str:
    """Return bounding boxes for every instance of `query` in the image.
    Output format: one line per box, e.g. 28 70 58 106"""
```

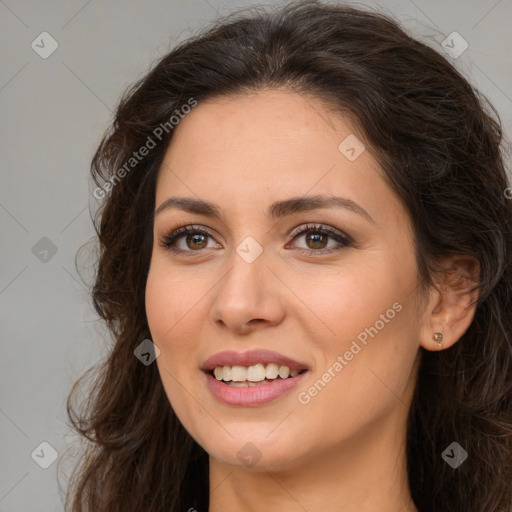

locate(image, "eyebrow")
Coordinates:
154 194 375 223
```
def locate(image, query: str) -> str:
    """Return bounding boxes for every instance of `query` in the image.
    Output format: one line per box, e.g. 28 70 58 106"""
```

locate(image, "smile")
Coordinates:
212 363 306 385
201 349 310 406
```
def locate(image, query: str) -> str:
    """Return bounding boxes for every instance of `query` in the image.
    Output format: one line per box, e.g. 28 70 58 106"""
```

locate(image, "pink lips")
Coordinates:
201 349 310 407
204 370 308 406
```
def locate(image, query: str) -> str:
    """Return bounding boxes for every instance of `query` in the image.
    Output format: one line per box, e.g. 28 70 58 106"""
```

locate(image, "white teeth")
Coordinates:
212 363 305 383
278 366 290 378
266 363 279 379
222 365 232 381
227 380 272 387
247 363 266 382
231 365 247 382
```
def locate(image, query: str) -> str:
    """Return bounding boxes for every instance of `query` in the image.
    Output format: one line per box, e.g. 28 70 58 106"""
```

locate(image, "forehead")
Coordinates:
162 88 350 157
154 88 399 226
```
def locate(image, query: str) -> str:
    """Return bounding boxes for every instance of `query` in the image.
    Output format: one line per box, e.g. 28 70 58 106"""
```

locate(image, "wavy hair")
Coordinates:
62 1 512 510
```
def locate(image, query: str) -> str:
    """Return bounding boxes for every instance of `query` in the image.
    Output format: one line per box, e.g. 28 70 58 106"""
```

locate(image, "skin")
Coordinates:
145 88 478 512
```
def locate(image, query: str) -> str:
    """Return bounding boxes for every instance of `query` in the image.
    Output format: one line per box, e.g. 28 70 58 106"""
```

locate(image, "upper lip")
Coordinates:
201 349 310 372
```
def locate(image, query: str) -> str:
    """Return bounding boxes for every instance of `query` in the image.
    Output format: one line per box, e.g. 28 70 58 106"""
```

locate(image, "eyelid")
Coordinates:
159 222 353 255
158 224 219 250
288 222 353 243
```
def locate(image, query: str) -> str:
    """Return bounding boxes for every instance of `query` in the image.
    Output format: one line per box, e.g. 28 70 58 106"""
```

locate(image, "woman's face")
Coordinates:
145 88 429 471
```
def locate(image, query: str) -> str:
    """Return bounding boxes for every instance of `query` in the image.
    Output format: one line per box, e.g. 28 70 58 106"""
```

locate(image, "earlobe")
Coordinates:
419 256 480 352
432 331 443 347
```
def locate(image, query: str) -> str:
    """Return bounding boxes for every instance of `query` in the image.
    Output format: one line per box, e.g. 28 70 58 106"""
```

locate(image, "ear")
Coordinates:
419 256 480 352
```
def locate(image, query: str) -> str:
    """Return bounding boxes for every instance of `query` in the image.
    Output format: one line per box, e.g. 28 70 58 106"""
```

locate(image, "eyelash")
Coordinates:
158 223 353 257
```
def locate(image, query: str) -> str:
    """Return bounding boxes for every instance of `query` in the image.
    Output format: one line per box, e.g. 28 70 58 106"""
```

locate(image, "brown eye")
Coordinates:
304 232 329 250
160 223 352 257
288 224 352 256
160 225 219 255
186 233 208 250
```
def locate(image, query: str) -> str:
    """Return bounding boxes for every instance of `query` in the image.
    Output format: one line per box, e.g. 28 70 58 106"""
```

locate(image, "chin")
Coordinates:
203 431 308 472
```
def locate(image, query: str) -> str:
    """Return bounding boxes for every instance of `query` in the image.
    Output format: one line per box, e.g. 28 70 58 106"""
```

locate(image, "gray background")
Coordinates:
1 0 511 510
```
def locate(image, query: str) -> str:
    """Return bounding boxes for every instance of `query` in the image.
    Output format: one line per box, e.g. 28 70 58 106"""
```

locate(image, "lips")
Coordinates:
201 349 310 372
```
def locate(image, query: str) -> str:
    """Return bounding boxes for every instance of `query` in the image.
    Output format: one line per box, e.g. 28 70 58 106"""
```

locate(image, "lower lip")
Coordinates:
204 370 309 406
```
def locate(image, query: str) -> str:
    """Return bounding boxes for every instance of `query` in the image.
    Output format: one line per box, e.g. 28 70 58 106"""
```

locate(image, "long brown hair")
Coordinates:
62 1 512 510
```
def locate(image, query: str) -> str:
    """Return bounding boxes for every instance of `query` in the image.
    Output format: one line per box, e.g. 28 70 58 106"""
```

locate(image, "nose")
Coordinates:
209 246 286 335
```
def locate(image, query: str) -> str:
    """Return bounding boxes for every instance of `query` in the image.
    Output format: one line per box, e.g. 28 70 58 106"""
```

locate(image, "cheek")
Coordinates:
145 270 173 342
296 301 419 447
293 251 419 402
144 264 203 379
145 265 208 435
145 260 202 341
289 255 410 355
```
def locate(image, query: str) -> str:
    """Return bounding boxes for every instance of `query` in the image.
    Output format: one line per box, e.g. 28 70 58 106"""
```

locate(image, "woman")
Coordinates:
62 1 512 511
